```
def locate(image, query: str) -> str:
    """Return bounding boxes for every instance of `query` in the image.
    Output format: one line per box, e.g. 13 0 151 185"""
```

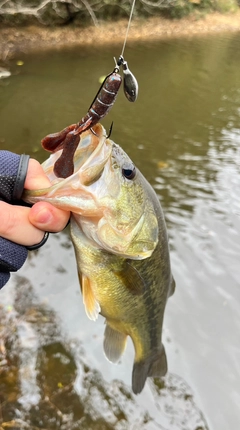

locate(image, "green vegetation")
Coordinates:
169 0 239 18
0 0 239 26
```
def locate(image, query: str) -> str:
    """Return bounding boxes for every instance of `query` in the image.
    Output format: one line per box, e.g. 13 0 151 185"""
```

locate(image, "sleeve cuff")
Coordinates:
0 272 10 289
0 151 30 203
0 236 28 284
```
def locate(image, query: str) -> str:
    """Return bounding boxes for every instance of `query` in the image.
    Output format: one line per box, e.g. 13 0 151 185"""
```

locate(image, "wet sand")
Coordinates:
0 11 240 60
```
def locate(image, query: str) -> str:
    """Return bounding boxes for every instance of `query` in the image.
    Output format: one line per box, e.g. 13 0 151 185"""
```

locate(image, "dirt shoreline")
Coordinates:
1 12 240 61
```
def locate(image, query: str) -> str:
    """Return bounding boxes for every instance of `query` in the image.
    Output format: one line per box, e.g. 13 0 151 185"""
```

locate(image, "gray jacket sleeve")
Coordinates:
0 151 30 289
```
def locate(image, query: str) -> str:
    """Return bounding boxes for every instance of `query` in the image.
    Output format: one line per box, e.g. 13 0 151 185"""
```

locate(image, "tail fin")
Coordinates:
132 344 167 395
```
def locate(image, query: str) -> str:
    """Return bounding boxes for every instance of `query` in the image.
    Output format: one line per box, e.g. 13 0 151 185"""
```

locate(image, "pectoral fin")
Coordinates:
103 323 127 363
80 273 100 321
115 262 146 295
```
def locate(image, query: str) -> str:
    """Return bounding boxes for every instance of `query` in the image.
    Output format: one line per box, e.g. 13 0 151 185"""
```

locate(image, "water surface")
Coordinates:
1 31 240 430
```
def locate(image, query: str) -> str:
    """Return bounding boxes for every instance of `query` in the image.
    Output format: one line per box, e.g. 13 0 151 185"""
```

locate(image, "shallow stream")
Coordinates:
1 31 240 429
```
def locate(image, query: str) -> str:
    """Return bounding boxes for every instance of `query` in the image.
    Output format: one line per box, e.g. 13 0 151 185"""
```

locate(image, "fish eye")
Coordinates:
122 164 136 180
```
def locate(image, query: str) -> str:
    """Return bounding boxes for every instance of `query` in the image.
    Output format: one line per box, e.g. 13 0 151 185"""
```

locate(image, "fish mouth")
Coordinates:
78 133 112 186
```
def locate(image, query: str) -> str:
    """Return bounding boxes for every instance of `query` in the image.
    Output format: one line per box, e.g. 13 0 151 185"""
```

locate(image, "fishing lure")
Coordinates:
42 0 138 178
42 56 138 178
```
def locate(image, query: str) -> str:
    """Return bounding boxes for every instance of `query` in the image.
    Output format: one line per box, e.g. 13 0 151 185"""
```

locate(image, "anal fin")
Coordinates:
103 323 127 363
80 273 100 321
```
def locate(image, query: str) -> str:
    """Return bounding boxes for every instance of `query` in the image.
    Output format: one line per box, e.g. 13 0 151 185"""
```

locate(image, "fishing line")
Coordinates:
121 0 137 57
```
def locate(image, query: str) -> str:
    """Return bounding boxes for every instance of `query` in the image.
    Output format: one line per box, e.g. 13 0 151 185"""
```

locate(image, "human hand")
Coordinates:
0 158 70 247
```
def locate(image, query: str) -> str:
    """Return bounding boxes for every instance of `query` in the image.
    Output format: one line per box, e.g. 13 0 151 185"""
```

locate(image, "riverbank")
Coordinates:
1 11 240 61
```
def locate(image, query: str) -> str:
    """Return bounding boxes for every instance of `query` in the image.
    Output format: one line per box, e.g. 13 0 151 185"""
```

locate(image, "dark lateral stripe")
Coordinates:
144 287 158 350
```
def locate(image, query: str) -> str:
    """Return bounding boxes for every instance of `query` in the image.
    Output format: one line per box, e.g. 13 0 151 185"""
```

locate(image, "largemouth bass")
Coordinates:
23 123 175 394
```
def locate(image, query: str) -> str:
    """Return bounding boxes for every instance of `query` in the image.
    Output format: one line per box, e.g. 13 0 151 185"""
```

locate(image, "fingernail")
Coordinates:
35 207 53 224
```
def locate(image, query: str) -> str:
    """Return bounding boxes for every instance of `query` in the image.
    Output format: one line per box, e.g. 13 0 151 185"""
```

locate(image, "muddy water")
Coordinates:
0 31 240 429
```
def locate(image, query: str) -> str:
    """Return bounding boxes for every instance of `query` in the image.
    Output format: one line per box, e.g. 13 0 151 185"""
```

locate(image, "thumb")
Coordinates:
0 201 44 246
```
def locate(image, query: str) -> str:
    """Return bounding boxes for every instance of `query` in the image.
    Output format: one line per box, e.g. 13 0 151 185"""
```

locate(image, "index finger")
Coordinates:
24 159 51 190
